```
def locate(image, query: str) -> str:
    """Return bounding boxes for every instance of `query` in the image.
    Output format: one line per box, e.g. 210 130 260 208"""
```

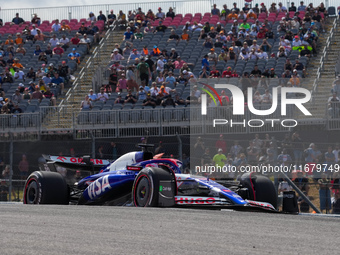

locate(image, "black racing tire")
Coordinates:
252 175 277 209
23 171 69 204
240 173 277 209
132 167 175 207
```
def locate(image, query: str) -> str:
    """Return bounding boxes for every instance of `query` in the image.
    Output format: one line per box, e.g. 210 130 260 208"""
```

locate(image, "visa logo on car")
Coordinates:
88 175 112 200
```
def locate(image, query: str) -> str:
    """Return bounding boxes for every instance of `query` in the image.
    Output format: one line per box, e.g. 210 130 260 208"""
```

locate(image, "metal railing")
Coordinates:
0 103 317 139
1 0 338 23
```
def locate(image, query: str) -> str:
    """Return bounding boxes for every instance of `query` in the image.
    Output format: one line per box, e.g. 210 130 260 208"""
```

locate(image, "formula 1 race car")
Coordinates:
23 145 278 212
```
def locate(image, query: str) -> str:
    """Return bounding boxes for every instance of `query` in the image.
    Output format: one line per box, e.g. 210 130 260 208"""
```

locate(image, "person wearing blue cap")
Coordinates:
68 48 80 64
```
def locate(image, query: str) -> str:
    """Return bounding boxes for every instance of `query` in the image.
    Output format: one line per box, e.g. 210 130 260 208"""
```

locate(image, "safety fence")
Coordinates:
0 0 338 23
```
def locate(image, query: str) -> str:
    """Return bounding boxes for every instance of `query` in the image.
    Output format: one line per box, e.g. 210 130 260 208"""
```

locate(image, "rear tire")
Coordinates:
23 171 69 204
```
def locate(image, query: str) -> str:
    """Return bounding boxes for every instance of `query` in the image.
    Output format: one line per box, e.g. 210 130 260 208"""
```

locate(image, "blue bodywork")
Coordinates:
76 151 247 207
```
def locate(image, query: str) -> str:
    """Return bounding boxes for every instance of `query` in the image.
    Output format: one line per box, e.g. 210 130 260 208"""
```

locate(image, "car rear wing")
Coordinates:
42 155 111 172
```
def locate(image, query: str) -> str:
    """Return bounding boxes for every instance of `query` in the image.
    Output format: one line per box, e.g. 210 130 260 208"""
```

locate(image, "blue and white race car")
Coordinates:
23 145 277 212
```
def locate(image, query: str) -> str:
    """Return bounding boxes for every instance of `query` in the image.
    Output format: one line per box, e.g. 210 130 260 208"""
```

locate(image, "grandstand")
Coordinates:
0 1 339 139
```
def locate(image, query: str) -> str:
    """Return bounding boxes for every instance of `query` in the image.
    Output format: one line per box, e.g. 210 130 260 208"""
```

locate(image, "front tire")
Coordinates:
240 173 277 209
132 167 176 207
23 171 69 204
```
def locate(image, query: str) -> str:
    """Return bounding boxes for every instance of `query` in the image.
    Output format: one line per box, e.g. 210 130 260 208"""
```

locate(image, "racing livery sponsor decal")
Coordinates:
175 196 226 205
50 156 109 166
87 175 112 200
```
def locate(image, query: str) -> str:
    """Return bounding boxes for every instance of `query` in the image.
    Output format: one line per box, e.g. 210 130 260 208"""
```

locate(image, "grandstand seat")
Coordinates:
328 7 337 17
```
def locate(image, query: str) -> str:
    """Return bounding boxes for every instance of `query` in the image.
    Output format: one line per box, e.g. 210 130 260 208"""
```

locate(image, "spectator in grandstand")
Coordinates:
97 87 109 102
53 43 64 56
51 73 65 95
43 86 56 106
107 10 117 26
210 4 220 16
111 49 125 61
318 173 332 213
166 7 175 19
124 89 137 104
68 48 80 64
88 89 97 101
123 27 134 42
126 65 138 92
18 154 29 180
328 92 340 118
156 7 165 20
80 95 92 109
128 49 140 63
117 73 128 92
299 45 312 58
142 92 155 107
15 43 26 55
60 21 71 33
298 1 306 11
213 148 227 168
277 149 292 166
51 19 61 33
201 148 212 166
155 20 168 33
113 93 124 105
144 23 155 34
13 58 24 70
12 13 24 25
117 10 127 26
137 57 151 85
97 10 106 23
168 29 180 42
14 68 25 81
11 89 22 105
35 29 48 42
79 34 91 52
87 12 96 22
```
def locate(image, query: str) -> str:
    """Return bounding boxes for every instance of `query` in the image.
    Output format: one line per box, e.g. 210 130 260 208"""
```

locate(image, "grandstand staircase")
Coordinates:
298 18 340 120
42 29 125 130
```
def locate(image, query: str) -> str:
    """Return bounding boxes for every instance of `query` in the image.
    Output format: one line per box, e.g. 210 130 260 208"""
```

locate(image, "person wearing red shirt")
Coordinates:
257 26 266 39
222 66 232 77
71 34 80 45
209 65 221 78
231 70 239 77
53 43 64 56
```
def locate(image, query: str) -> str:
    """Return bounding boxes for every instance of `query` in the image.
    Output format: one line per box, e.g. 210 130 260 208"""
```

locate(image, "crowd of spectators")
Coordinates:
0 11 110 115
88 2 330 111
191 132 340 213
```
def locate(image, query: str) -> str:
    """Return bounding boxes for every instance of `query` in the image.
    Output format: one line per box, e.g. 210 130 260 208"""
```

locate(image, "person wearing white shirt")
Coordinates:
292 36 302 47
97 88 109 102
31 25 38 36
59 35 70 50
150 83 160 97
278 2 287 13
156 8 165 19
14 70 25 80
51 19 61 33
156 56 165 73
256 48 268 59
249 40 260 51
49 35 60 48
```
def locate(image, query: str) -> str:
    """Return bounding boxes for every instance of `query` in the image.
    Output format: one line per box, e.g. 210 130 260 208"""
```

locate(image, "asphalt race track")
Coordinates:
1 204 338 255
